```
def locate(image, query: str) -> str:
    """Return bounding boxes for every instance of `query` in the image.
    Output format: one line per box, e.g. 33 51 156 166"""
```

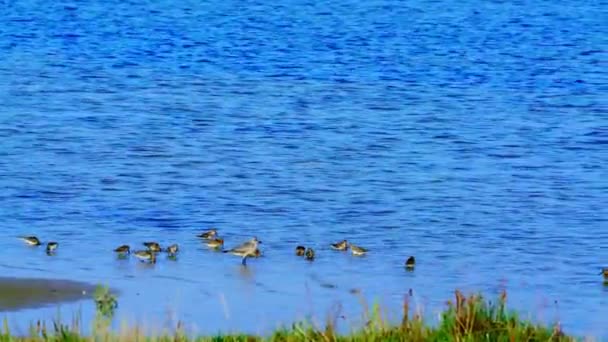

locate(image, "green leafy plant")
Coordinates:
93 285 118 319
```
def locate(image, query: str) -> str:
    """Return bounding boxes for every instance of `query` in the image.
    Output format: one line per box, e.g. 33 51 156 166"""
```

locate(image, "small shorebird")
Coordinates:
405 256 416 269
143 242 161 253
349 244 368 256
19 236 41 246
134 250 156 263
295 245 306 256
599 268 608 279
114 245 131 254
46 242 58 254
205 238 224 249
305 248 315 261
197 229 218 240
223 237 261 266
330 240 348 251
166 244 179 255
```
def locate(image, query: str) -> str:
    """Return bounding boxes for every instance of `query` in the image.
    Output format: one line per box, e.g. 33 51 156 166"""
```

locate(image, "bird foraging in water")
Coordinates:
305 248 315 261
166 244 179 256
405 256 416 270
330 240 348 251
19 236 41 246
295 246 306 256
223 237 261 266
349 244 368 256
46 242 58 255
205 238 224 249
197 229 218 240
134 250 156 263
143 242 161 253
114 245 130 254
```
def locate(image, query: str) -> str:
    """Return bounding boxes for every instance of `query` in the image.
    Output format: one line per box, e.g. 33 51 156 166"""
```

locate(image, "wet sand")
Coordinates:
0 277 96 311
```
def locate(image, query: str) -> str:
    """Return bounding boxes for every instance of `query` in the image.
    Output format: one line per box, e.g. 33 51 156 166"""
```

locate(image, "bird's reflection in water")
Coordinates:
238 264 253 281
135 261 156 271
116 254 129 261
235 264 259 298
113 257 131 272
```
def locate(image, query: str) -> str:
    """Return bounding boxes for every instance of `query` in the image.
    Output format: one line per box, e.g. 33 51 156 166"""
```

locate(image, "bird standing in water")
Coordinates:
46 242 58 255
223 237 261 266
197 229 218 240
114 245 131 254
305 248 315 261
134 250 156 263
143 242 161 253
205 238 224 249
330 240 348 251
166 244 179 256
19 236 41 246
349 244 368 256
405 256 416 270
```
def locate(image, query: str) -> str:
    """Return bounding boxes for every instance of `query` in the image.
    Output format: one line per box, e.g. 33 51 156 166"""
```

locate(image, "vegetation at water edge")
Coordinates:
0 289 575 341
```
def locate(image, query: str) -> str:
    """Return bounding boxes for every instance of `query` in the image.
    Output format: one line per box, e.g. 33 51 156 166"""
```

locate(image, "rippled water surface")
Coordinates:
1 0 606 337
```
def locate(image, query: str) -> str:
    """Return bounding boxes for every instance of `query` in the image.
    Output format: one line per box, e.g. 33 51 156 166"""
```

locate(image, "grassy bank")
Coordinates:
0 289 575 341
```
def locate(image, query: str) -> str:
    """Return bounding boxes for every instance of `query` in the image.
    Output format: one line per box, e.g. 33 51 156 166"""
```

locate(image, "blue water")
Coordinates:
1 0 606 337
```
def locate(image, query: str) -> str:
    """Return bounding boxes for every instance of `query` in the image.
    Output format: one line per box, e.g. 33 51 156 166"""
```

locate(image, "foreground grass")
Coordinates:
0 290 575 341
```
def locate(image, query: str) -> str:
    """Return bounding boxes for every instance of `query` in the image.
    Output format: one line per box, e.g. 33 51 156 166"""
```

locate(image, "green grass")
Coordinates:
0 290 577 342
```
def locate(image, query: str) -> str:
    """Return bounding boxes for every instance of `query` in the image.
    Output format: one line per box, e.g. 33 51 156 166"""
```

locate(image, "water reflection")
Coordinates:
135 262 156 271
237 265 254 282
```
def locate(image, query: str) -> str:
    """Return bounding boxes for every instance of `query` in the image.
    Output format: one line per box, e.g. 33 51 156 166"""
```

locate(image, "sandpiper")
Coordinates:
143 242 161 253
46 242 58 254
223 237 261 266
350 244 368 256
206 238 224 249
134 250 156 263
197 229 218 240
295 245 306 256
305 248 315 261
405 256 416 269
330 240 348 251
166 244 179 255
114 245 131 254
19 236 41 246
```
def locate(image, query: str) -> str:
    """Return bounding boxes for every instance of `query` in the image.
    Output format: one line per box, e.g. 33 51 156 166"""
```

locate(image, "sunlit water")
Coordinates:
1 0 606 337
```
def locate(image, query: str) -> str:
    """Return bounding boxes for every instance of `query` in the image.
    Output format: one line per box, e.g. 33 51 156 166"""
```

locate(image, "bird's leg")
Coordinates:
241 256 248 266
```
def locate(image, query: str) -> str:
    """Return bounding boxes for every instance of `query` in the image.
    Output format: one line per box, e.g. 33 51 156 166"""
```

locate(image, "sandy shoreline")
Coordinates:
0 277 97 311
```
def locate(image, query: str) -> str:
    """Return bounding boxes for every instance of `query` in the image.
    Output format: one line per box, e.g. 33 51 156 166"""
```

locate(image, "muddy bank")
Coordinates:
0 277 97 311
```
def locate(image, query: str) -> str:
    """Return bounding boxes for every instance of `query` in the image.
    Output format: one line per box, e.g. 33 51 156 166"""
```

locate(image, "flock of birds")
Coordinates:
16 232 608 281
17 229 417 268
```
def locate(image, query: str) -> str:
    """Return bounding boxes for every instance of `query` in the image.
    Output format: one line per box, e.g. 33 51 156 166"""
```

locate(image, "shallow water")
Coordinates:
0 0 606 337
0 277 94 311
